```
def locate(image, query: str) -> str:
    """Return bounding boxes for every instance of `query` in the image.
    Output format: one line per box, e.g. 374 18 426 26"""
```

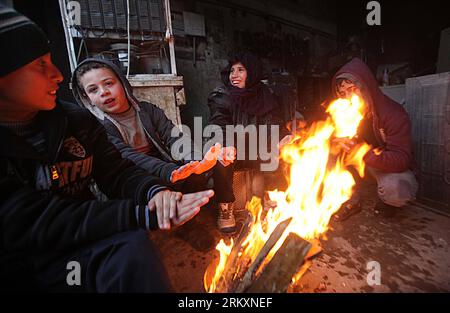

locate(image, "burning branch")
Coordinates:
234 217 293 293
204 95 371 293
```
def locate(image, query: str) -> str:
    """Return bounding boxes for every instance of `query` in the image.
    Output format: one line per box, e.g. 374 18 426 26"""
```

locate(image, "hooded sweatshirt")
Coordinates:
332 58 415 173
71 59 202 183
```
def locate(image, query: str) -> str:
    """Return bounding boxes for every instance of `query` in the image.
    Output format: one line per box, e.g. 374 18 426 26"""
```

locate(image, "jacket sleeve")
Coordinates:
207 91 233 129
146 103 203 162
0 185 158 253
206 91 234 148
0 114 166 253
363 110 413 173
88 111 166 203
107 132 179 184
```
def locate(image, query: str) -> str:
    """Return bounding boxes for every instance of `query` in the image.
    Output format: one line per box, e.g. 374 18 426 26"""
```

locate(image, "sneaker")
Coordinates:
333 199 362 222
218 202 236 233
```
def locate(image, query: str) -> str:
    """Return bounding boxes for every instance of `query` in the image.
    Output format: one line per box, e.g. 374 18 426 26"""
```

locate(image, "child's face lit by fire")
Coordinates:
80 68 129 114
337 79 363 100
229 62 247 89
337 79 370 118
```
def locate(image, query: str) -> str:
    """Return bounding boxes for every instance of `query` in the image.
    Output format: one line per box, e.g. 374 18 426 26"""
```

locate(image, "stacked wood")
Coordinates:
246 233 311 293
233 217 293 292
212 213 253 293
207 215 318 293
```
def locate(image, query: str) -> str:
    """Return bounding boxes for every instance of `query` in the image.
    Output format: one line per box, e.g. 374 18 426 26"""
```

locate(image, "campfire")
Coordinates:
204 95 371 293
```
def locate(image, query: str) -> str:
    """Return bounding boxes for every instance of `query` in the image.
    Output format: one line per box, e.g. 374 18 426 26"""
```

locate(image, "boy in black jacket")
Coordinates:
0 6 213 292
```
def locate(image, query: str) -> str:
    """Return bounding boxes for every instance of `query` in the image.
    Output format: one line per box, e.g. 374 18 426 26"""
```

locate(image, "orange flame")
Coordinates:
204 238 233 293
205 95 371 293
326 94 366 138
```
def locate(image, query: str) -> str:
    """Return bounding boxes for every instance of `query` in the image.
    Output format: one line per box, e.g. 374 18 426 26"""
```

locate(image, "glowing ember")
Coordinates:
205 95 371 293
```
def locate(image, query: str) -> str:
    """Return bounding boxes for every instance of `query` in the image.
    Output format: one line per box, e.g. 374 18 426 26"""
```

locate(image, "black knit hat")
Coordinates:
0 4 50 77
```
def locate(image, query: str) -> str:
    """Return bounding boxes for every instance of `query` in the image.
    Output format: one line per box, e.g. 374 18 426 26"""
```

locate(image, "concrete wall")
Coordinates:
171 0 337 130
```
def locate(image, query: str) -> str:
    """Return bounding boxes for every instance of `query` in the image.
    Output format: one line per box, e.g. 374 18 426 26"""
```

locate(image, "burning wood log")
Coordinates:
204 94 371 293
212 213 253 293
305 238 323 260
233 217 293 293
246 233 311 293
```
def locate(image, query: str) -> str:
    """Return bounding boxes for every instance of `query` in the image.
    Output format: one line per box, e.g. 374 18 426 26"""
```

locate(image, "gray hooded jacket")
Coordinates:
71 58 202 183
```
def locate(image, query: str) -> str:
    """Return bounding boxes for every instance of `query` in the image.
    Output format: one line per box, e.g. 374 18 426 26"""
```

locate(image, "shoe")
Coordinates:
374 200 397 218
333 199 362 222
218 202 236 233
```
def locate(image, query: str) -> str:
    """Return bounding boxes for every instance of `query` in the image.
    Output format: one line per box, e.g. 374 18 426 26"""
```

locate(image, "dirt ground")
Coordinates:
149 181 450 293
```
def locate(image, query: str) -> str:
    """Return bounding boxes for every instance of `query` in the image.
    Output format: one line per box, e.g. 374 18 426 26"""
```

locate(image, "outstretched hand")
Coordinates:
171 143 235 182
278 134 295 151
191 143 221 175
148 190 182 230
218 146 236 167
170 161 200 183
147 189 214 230
171 189 214 227
332 137 356 153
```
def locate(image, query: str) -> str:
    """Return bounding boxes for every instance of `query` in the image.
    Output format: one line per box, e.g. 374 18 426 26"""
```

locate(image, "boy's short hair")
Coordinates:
75 61 111 93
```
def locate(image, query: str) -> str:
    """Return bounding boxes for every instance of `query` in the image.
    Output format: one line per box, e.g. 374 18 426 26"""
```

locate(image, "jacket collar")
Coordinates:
0 103 67 162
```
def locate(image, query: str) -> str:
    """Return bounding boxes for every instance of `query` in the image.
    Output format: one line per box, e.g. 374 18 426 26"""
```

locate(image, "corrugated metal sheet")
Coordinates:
77 0 165 33
232 170 253 211
405 72 450 212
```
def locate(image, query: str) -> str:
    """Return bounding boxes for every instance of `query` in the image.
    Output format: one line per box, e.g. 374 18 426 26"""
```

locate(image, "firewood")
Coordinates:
246 233 311 293
305 238 322 259
214 212 253 293
233 217 293 293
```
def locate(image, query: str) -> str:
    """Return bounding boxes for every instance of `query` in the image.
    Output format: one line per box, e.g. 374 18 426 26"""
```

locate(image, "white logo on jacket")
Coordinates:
64 137 86 158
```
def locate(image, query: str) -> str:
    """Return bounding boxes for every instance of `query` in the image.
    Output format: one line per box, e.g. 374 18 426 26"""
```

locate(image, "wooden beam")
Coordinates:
246 233 311 293
234 217 293 293
213 213 253 293
305 238 322 260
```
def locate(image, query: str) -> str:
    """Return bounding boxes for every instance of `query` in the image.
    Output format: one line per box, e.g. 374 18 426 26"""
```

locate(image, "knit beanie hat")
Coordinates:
0 4 50 77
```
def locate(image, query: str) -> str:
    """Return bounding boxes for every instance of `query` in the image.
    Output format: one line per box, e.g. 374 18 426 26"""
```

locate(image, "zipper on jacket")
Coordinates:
138 114 175 162
49 164 61 188
51 119 67 164
47 115 67 189
50 165 59 180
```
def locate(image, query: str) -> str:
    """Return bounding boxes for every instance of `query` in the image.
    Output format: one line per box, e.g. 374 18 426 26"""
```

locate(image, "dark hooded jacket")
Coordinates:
72 59 202 184
332 58 415 173
0 101 166 274
207 52 288 166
